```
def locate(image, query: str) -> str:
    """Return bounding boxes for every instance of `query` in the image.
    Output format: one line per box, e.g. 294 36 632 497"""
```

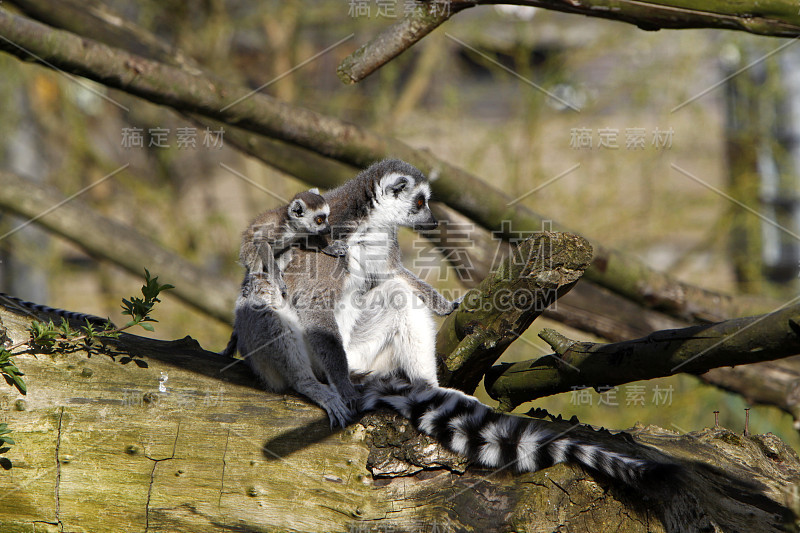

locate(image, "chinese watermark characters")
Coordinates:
570 127 674 150
121 126 225 149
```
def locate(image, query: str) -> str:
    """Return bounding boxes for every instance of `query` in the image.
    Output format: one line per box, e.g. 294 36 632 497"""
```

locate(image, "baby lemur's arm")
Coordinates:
240 229 289 297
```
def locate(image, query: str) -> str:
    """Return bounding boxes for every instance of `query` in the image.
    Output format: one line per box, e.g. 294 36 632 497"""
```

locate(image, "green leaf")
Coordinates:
140 323 154 332
11 374 26 395
2 363 20 375
58 318 73 338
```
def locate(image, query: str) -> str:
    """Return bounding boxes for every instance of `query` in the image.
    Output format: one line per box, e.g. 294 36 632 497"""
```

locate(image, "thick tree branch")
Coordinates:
0 171 237 323
485 301 800 410
338 0 800 84
436 231 592 392
8 0 200 73
0 9 778 327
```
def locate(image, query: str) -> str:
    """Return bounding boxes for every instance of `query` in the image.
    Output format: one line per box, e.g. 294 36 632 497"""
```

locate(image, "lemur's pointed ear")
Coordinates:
308 187 320 195
381 174 409 197
288 198 306 218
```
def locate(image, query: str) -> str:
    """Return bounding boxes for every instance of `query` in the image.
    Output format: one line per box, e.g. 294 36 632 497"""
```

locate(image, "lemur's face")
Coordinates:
288 197 331 235
374 172 437 231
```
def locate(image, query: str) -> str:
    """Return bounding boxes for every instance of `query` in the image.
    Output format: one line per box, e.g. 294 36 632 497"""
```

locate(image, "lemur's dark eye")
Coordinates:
315 215 326 225
416 197 425 209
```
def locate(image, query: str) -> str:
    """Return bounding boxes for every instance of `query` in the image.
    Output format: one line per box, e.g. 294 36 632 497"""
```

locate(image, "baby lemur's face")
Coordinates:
287 189 331 236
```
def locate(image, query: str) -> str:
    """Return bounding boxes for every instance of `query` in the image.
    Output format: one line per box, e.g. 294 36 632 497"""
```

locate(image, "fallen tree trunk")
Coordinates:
0 304 798 532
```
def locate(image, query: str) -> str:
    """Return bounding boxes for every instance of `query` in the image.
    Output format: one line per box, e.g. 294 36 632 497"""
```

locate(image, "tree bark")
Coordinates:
0 304 798 532
437 231 592 393
337 1 466 84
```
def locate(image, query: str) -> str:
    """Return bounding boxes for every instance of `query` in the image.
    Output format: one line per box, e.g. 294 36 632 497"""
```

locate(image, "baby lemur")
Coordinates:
223 188 356 427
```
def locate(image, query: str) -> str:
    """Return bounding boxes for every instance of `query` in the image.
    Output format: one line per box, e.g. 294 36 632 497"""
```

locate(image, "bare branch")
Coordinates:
0 171 237 323
436 232 592 392
337 0 800 84
485 302 800 410
337 2 464 84
702 359 800 425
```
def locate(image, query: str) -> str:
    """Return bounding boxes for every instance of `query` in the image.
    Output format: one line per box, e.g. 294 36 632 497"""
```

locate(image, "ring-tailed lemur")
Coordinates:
0 292 113 328
278 159 670 486
279 159 459 388
224 188 357 427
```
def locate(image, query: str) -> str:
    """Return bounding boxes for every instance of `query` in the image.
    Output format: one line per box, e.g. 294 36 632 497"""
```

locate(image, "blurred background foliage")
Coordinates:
0 1 798 449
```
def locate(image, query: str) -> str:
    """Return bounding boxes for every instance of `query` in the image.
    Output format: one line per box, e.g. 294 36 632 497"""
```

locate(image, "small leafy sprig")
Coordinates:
2 269 173 395
120 268 174 332
0 349 26 396
0 270 173 453
0 423 14 448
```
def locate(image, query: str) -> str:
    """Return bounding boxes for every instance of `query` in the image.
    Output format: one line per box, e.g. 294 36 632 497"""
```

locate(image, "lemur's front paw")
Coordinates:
449 295 465 314
278 281 289 300
321 240 349 257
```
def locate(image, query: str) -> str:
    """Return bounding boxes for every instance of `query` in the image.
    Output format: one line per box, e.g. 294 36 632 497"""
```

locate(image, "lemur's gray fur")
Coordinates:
239 188 337 298
274 159 669 487
223 188 356 427
0 292 113 328
220 188 345 358
234 256 353 428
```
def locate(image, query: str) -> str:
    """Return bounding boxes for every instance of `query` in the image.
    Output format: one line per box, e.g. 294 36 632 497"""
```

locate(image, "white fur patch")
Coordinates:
417 392 460 435
575 444 598 469
549 439 571 464
516 427 546 472
477 419 514 467
448 414 471 455
477 441 502 467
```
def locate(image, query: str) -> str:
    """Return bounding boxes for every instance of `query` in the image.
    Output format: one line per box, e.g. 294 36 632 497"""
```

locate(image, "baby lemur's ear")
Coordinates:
288 198 307 218
308 187 320 195
381 173 409 198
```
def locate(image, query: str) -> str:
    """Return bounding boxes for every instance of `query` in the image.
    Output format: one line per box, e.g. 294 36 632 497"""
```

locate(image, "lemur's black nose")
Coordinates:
414 217 438 231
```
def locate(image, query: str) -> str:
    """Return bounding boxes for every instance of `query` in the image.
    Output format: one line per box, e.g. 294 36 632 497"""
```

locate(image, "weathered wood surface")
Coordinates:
1 306 799 532
437 231 592 394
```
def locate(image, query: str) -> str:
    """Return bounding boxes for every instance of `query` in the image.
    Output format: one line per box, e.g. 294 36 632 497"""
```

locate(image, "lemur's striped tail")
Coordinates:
0 292 112 328
360 376 673 486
